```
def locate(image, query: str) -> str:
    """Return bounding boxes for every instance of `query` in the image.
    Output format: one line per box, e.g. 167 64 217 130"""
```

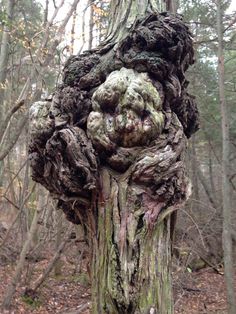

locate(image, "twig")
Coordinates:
28 226 73 293
180 208 207 250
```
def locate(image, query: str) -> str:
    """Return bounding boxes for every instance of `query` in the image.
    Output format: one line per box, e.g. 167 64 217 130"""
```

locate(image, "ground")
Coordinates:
173 269 228 314
0 240 232 314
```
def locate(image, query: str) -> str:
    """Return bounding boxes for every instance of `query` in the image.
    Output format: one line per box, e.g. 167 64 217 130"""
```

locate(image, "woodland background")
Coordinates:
0 0 236 313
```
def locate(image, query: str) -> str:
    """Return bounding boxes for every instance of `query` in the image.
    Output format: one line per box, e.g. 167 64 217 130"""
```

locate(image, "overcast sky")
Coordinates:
38 0 236 55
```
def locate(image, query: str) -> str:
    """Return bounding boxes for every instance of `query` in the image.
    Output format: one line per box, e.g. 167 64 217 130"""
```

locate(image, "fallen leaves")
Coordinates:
0 241 234 314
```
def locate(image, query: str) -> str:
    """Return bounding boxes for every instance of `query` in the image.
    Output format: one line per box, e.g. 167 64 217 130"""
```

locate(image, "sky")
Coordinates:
228 1 236 12
38 0 236 55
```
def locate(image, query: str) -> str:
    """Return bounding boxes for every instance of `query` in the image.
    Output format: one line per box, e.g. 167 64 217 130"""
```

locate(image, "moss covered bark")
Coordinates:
91 168 172 314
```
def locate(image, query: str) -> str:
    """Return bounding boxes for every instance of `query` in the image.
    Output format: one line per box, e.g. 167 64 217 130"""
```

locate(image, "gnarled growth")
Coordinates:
29 12 199 314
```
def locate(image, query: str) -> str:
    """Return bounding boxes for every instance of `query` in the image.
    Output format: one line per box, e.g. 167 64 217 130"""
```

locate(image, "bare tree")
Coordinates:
216 0 236 313
0 0 81 163
70 9 77 54
0 0 15 184
1 184 43 310
25 224 73 295
88 0 94 50
165 0 177 13
0 0 15 109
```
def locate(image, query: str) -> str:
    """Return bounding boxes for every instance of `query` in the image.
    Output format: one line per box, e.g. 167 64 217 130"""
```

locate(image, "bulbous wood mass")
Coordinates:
29 13 199 223
29 11 199 314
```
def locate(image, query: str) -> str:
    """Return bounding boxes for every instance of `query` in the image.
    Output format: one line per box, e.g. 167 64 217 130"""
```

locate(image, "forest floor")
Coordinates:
0 240 230 314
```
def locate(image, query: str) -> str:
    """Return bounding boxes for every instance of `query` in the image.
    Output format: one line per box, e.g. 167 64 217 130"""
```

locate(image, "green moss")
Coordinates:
52 273 65 280
21 295 42 308
68 273 90 287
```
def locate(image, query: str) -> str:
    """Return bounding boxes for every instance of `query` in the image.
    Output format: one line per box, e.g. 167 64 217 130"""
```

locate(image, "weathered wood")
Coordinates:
105 0 165 44
29 12 198 314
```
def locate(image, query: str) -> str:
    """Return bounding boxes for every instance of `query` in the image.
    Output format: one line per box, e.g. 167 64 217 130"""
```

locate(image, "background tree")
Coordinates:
217 0 236 312
0 0 82 310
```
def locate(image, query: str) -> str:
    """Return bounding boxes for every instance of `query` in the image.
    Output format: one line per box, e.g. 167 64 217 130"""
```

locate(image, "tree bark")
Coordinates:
0 183 36 249
26 225 72 294
29 2 198 313
0 0 81 163
190 136 200 212
88 0 94 50
197 164 218 211
1 184 42 310
91 168 173 313
54 208 63 276
105 0 165 43
0 0 15 186
43 0 49 26
70 9 77 54
0 0 15 112
216 1 236 313
165 0 177 13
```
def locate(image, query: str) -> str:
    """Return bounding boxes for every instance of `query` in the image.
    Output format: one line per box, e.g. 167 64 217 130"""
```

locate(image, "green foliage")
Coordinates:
180 0 236 159
225 50 236 139
0 6 9 28
11 0 43 51
0 0 62 101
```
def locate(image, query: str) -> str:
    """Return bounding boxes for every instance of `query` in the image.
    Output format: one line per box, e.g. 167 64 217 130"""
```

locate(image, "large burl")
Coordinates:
29 12 199 313
88 68 165 170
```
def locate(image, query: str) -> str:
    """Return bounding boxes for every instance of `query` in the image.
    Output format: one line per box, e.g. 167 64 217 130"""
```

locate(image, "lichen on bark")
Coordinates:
29 12 199 314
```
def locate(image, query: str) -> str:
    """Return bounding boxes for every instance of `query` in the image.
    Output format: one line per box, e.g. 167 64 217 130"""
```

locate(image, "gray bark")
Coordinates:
54 209 63 276
0 0 81 163
88 0 94 50
26 225 72 294
0 0 15 185
105 0 165 44
216 1 236 313
197 165 219 211
1 184 43 310
165 0 177 13
190 136 200 212
0 0 15 112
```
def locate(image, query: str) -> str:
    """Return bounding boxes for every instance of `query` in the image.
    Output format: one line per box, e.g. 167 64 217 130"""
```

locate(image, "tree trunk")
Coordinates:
0 0 14 111
54 208 63 276
0 0 81 164
105 0 165 43
27 225 72 294
190 136 199 213
29 1 198 313
0 0 15 186
1 184 42 310
43 0 49 26
216 1 236 313
88 0 94 50
70 9 77 54
91 168 173 313
166 0 177 13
